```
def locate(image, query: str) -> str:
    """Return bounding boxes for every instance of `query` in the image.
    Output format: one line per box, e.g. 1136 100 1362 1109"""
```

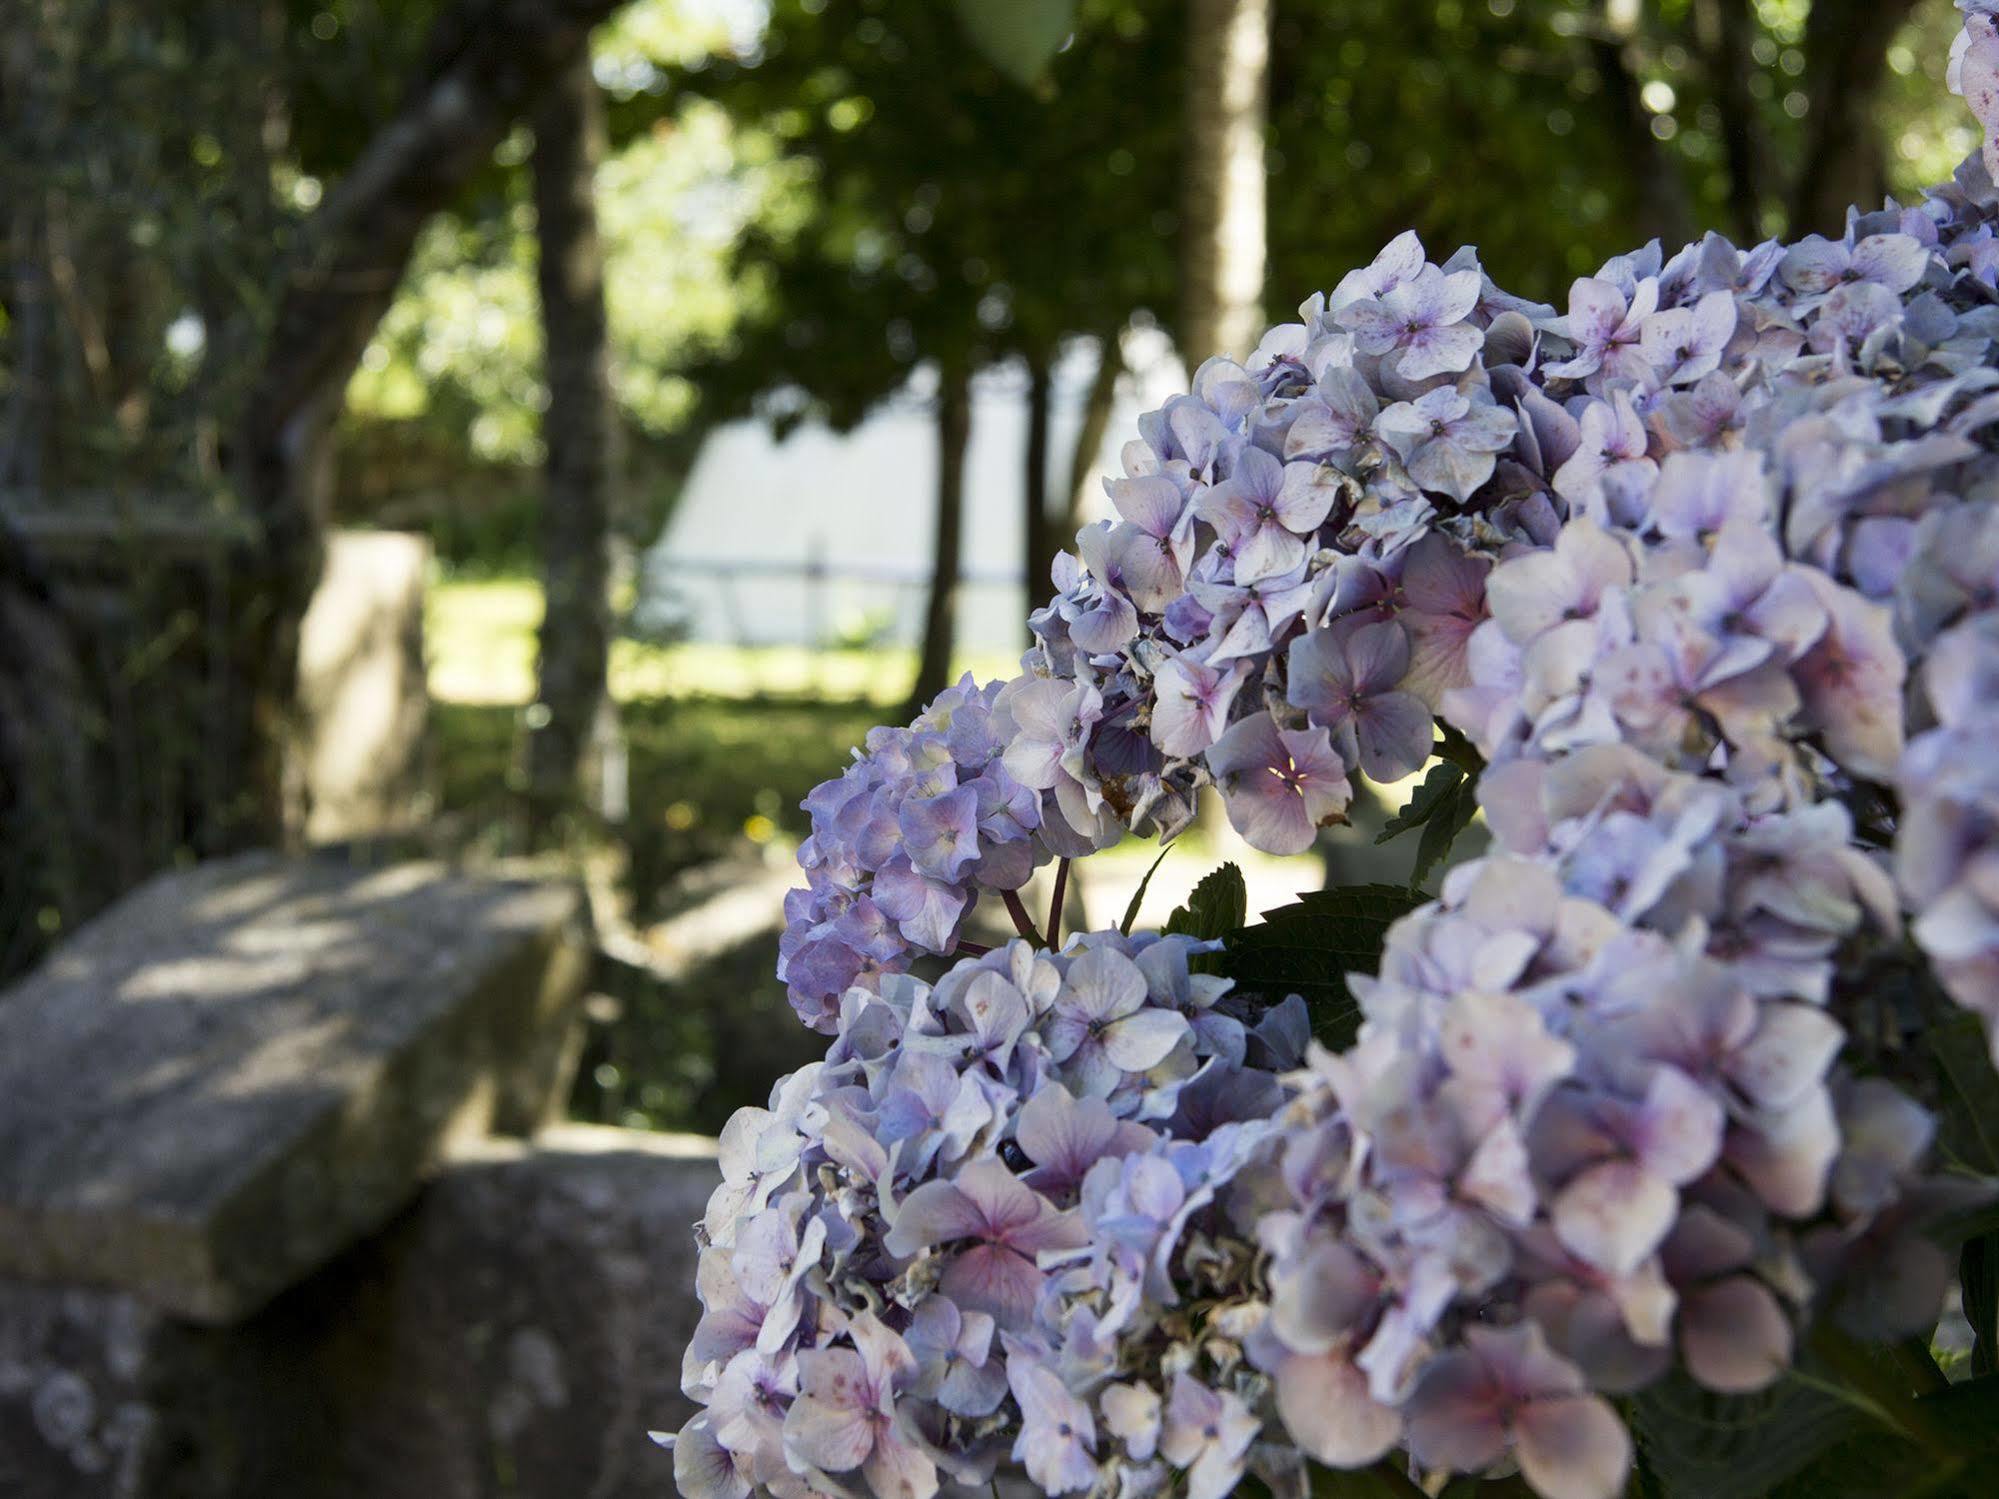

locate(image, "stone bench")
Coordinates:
0 851 589 1322
0 852 725 1497
0 1126 718 1498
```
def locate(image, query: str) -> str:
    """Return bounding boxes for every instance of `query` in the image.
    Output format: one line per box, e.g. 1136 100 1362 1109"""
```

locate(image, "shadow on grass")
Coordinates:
432 694 883 927
569 925 826 1134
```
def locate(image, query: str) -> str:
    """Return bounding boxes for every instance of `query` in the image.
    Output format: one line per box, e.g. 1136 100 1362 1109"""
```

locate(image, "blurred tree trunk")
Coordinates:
233 0 625 841
0 518 93 979
527 50 619 836
1181 0 1269 366
1023 349 1053 639
1789 0 1922 234
1695 0 1767 243
910 361 971 716
1065 330 1124 536
1592 0 1694 249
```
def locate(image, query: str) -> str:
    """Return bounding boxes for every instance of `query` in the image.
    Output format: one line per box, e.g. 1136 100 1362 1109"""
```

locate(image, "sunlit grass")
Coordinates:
427 576 1018 706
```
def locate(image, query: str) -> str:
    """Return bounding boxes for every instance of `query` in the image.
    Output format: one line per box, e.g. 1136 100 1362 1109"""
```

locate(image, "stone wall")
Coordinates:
0 854 716 1498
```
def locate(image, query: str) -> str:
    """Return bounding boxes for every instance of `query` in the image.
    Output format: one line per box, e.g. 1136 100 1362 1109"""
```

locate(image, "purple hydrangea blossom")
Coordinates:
680 34 1999 1494
1206 711 1353 855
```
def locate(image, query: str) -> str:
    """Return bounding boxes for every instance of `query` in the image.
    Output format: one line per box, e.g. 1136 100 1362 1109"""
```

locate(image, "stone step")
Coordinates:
0 851 588 1323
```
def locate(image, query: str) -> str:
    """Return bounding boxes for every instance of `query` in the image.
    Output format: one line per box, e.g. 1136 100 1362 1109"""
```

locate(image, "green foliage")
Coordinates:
952 0 1078 89
1964 1233 1999 1377
1218 882 1424 1046
1631 1367 1861 1499
667 0 1182 431
1305 1458 1439 1498
1632 1358 1999 1499
1163 862 1248 941
1926 1006 1999 1177
1375 758 1479 889
1118 844 1174 935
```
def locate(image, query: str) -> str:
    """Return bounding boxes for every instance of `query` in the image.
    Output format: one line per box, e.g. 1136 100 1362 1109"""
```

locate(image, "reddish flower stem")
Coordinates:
1046 858 1071 949
953 939 993 957
1000 888 1047 947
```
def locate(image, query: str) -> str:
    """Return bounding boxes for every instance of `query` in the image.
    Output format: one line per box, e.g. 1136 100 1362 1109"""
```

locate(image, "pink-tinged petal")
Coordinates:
1399 321 1485 381
1273 461 1339 532
1107 474 1186 536
1104 1007 1192 1071
785 1362 875 1473
822 1112 891 1185
850 1311 918 1393
1485 551 1579 644
1566 276 1628 346
1552 1161 1677 1276
1512 1394 1632 1499
1218 770 1312 853
1153 658 1227 757
1969 19 1999 182
1725 1002 1844 1111
954 1157 1050 1237
1066 945 1149 1021
1209 711 1351 855
1113 523 1188 613
940 1243 1045 1329
674 1416 753 1499
1780 237 1848 296
1728 1087 1838 1217
1102 1381 1161 1461
1792 575 1906 781
1401 564 1490 695
1404 532 1490 611
1631 1066 1725 1187
1018 1085 1105 1172
1440 988 1575 1121
1271 1239 1380 1351
1234 520 1309 585
1355 691 1435 782
863 1432 939 1499
1405 1350 1508 1473
1004 1201 1090 1258
1344 619 1414 693
1850 232 1929 294
884 1179 984 1256
1460 1115 1539 1227
1275 1350 1403 1468
795 1347 868 1409
1680 1277 1792 1394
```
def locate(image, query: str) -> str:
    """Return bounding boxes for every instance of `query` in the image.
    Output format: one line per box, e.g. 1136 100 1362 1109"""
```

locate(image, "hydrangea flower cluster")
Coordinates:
676 931 1311 1499
782 676 1074 1030
698 17 1999 1498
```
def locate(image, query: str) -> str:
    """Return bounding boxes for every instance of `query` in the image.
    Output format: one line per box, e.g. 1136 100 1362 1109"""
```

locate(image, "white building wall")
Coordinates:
642 333 1186 651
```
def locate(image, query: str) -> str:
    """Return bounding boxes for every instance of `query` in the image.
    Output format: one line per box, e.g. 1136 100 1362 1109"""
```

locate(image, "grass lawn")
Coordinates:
432 694 883 904
426 574 1020 907
427 576 1018 708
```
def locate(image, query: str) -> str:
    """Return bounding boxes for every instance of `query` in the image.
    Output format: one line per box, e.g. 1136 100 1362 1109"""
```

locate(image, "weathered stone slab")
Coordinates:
303 1125 717 1499
0 1127 717 1499
0 1283 161 1497
0 853 588 1323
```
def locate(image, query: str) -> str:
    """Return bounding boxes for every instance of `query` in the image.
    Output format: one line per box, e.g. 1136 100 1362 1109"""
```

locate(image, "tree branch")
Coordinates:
231 0 628 835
